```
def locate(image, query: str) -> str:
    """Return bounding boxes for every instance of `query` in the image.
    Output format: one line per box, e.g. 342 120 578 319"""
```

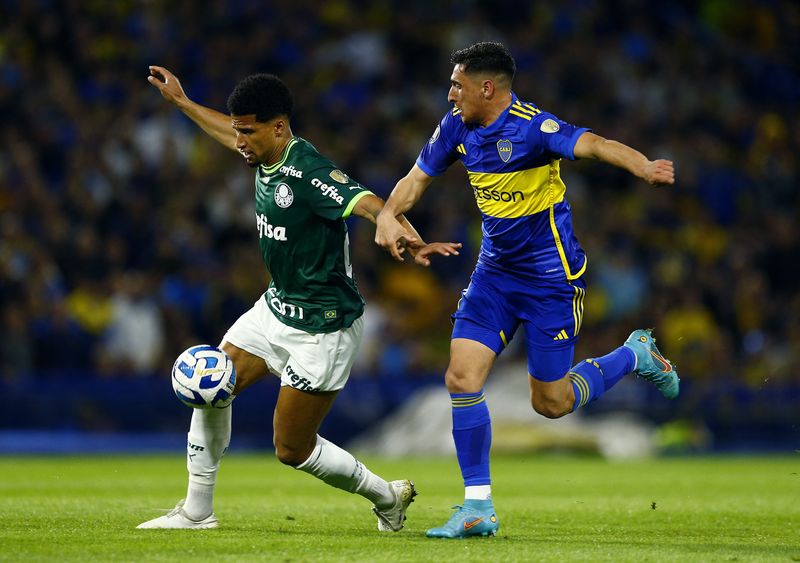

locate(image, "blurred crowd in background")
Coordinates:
0 0 798 396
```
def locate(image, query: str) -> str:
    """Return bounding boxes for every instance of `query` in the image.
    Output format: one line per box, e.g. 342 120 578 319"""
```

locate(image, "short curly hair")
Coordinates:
450 42 516 84
227 74 294 122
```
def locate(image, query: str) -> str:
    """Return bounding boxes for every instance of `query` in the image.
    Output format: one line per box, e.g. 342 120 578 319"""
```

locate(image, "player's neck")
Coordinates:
266 130 295 166
479 92 513 128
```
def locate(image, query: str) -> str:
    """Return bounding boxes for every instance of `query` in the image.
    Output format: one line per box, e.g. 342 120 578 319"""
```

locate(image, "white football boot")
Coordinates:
372 480 417 532
136 499 218 529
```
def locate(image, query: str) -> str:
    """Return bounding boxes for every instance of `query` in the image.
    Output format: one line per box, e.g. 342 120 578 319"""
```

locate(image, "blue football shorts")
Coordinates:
451 268 586 382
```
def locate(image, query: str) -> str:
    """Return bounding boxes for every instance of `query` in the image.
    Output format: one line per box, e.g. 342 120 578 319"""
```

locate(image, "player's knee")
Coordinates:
273 439 313 467
531 394 572 419
444 367 480 393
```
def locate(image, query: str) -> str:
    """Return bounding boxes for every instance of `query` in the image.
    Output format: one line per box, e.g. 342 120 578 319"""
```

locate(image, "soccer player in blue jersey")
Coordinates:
375 42 680 539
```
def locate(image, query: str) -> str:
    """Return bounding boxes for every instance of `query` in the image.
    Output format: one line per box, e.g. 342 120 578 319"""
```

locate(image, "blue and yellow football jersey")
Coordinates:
417 93 589 281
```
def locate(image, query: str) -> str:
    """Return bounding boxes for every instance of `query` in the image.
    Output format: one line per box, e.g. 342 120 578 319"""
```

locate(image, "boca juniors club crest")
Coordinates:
497 139 512 162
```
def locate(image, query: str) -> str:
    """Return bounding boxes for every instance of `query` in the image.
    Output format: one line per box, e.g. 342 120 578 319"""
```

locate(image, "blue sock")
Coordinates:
569 346 636 410
450 391 492 486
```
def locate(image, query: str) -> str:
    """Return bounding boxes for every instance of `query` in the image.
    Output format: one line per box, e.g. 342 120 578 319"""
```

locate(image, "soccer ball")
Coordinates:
171 345 237 409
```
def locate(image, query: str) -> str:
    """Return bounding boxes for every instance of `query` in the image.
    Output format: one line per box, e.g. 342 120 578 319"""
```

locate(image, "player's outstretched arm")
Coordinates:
147 66 238 152
376 165 436 261
573 131 675 186
353 193 461 266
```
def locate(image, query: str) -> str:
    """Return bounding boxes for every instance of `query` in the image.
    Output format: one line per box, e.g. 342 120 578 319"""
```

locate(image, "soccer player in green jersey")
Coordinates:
138 67 461 531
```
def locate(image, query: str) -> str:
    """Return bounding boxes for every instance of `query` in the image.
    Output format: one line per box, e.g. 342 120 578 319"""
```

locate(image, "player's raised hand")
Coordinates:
147 66 189 106
642 159 675 186
413 242 462 267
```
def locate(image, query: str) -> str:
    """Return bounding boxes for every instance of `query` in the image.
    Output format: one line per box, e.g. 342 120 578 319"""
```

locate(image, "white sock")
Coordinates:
465 485 492 501
296 435 394 508
182 406 232 520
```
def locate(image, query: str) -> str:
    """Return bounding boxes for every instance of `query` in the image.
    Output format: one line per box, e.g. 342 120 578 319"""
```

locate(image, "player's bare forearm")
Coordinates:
148 66 237 151
380 165 433 218
353 193 461 266
355 194 422 260
179 101 238 151
351 193 386 225
573 131 675 186
375 165 435 260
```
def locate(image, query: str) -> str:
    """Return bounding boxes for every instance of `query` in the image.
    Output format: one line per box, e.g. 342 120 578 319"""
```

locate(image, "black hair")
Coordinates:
450 42 516 84
226 73 293 122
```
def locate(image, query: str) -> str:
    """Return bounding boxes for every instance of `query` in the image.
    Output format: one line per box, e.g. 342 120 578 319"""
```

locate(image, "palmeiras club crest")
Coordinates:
497 139 512 162
274 183 294 208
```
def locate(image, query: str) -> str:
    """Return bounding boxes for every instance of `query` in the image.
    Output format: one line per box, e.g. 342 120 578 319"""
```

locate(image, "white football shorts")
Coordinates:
221 296 363 392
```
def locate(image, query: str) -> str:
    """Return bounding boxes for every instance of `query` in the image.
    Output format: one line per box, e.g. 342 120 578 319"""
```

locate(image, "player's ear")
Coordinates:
273 118 287 136
482 79 495 99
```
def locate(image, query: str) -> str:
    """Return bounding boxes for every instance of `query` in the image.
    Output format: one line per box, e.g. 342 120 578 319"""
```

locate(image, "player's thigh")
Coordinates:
521 277 585 381
220 298 283 394
449 272 516 392
273 386 339 463
446 338 497 393
221 342 271 394
522 278 585 407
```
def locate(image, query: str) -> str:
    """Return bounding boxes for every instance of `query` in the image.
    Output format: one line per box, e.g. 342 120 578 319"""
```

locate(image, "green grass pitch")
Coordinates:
0 454 797 561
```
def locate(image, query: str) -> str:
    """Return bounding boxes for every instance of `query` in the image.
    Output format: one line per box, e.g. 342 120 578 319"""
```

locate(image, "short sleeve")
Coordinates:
415 111 461 176
306 167 373 221
529 112 590 161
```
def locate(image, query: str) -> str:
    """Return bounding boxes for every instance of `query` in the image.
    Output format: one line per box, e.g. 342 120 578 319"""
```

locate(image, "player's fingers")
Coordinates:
400 235 420 248
389 242 406 261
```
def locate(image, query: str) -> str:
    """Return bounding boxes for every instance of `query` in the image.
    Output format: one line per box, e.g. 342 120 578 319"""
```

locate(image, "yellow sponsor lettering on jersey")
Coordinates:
467 161 567 219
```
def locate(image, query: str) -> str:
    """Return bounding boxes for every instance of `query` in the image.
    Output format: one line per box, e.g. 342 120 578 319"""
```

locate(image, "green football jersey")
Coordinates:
253 137 372 333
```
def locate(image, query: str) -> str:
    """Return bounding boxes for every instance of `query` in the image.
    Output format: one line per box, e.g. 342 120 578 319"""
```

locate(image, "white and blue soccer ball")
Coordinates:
171 345 237 409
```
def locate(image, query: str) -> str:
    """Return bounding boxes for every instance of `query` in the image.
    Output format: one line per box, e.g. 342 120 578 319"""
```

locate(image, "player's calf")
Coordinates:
529 376 574 418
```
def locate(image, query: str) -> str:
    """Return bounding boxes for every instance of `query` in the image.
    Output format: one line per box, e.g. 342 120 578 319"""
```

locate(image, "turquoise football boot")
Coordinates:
426 499 499 538
624 329 680 399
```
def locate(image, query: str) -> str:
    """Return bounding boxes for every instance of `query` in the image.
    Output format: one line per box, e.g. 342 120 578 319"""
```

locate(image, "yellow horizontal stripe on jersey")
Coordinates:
508 109 532 120
467 162 567 219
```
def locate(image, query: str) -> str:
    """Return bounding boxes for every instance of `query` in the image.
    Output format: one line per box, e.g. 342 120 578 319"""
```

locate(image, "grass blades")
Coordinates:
0 454 797 561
